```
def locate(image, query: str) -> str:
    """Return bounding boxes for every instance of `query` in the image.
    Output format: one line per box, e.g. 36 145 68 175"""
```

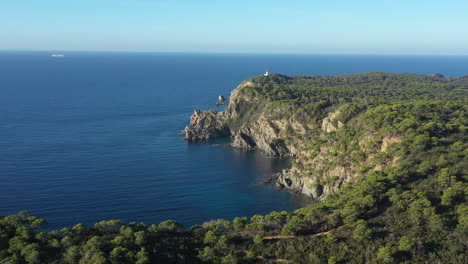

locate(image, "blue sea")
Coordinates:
1 52 467 230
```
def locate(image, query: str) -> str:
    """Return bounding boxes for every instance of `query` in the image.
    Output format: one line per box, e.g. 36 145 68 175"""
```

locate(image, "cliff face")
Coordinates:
181 73 462 200
181 109 229 141
182 80 304 156
275 134 401 200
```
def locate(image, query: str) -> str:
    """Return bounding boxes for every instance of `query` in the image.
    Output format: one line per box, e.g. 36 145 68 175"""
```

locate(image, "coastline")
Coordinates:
181 72 468 201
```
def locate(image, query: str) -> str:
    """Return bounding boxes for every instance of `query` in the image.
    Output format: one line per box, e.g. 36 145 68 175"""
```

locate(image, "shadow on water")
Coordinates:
188 137 313 210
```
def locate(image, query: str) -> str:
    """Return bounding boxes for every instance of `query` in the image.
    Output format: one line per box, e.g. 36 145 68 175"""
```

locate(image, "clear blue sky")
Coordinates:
1 0 468 54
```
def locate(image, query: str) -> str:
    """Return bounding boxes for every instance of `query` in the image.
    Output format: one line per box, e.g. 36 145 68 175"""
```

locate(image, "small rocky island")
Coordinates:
182 72 468 201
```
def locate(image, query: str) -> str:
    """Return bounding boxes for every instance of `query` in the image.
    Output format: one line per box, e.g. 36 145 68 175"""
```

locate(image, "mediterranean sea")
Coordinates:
1 52 467 230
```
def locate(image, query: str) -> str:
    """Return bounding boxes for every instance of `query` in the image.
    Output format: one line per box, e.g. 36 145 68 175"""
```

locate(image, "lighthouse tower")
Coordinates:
264 70 270 77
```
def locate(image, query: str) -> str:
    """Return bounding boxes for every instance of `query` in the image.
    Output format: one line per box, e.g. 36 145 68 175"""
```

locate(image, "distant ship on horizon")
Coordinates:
51 54 65 57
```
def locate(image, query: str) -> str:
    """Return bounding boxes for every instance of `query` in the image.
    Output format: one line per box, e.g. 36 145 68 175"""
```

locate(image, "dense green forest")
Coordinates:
1 73 467 263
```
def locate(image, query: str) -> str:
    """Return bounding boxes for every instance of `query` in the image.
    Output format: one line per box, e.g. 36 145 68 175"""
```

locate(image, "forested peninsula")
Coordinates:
2 72 467 263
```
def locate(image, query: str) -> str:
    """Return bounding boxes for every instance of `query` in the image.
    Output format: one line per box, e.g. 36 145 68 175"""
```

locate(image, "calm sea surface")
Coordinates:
1 52 467 230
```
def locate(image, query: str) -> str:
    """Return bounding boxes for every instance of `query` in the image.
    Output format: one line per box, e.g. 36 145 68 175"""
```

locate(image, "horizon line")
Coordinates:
1 49 468 57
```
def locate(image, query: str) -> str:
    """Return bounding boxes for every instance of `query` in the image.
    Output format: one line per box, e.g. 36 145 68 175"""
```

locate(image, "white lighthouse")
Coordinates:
264 70 270 77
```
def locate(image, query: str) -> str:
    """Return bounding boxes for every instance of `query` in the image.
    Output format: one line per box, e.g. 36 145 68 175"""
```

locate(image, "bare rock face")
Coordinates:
230 117 292 157
276 168 326 200
231 133 256 149
276 165 352 201
180 109 230 141
321 110 344 133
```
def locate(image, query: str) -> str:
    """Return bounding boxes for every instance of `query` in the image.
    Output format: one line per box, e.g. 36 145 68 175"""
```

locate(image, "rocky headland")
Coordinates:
181 72 467 201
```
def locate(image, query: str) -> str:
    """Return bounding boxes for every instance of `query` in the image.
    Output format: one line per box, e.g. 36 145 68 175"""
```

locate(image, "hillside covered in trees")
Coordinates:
1 72 467 263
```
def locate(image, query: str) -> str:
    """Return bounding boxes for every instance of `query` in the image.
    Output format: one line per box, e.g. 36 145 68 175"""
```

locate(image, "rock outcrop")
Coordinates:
321 110 344 133
181 80 296 156
180 109 230 141
275 134 401 201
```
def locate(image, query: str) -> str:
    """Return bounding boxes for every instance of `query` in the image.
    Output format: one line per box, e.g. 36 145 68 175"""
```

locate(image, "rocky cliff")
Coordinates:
181 79 303 156
180 109 229 141
181 73 465 200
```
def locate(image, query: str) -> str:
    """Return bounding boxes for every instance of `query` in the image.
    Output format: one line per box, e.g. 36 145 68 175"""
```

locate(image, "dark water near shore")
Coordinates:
1 52 467 230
